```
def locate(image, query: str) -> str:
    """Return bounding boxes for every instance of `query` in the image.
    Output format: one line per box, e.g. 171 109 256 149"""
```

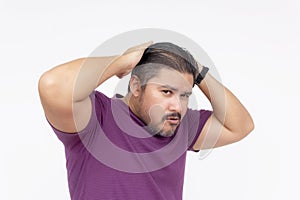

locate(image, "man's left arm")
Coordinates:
193 64 254 150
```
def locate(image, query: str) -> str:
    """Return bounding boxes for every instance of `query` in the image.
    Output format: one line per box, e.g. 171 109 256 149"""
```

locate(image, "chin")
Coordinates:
147 123 178 138
156 129 176 137
158 132 174 138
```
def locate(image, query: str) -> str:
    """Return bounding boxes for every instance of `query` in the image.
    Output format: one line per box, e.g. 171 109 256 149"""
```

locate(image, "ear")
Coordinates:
129 75 142 97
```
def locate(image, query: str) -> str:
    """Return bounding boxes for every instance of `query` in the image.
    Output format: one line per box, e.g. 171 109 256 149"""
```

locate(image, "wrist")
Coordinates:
194 65 209 86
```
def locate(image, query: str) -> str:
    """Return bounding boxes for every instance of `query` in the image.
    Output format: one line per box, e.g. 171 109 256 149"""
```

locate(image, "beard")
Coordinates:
143 111 182 138
134 91 182 138
148 125 177 137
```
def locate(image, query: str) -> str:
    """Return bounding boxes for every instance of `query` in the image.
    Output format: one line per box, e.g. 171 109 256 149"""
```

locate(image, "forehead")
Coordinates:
147 68 194 90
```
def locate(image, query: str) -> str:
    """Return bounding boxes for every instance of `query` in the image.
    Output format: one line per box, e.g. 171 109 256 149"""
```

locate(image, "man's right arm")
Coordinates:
38 41 152 133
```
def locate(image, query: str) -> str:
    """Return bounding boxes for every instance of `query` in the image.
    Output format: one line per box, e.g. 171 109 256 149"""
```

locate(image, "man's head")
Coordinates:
130 42 199 90
127 42 199 137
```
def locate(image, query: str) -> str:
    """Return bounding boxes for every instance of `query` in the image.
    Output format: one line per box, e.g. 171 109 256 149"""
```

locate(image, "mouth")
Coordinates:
166 116 180 125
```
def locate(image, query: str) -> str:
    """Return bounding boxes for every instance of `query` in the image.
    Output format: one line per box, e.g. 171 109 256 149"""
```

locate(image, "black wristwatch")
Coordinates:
194 66 209 85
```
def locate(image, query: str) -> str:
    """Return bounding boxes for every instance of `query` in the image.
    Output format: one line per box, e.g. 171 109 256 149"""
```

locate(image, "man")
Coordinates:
38 41 254 200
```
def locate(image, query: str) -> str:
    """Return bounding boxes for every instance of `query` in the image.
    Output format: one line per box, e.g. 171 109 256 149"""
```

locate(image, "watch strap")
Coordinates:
194 66 209 85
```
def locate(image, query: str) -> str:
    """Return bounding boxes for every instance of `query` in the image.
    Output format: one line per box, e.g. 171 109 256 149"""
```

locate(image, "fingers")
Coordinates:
124 41 153 55
137 40 153 49
116 41 153 79
196 61 204 71
132 40 153 51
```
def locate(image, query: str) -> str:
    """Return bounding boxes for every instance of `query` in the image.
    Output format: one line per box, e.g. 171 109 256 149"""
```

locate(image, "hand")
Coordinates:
114 41 153 78
196 61 204 73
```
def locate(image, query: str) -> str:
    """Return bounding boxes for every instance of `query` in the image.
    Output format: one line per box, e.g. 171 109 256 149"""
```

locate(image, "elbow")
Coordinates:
247 115 255 133
241 116 255 139
38 71 60 98
250 120 255 133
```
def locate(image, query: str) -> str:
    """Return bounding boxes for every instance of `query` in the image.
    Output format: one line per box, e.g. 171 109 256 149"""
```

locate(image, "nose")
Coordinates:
168 95 182 113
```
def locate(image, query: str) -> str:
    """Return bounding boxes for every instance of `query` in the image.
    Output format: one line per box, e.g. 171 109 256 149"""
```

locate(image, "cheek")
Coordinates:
181 101 189 111
141 96 166 123
180 100 189 116
138 99 158 123
148 104 165 122
142 90 165 110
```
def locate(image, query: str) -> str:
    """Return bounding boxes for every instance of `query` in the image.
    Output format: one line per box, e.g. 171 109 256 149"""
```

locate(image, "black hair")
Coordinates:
129 42 199 91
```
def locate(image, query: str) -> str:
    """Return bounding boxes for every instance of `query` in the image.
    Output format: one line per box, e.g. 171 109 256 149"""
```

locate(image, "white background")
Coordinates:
1 0 299 199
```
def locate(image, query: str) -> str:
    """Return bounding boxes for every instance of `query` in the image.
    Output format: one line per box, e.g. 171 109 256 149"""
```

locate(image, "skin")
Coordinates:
38 41 254 151
123 68 194 137
38 41 152 134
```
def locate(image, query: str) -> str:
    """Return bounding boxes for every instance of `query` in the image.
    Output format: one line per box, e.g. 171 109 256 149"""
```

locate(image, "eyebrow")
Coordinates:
160 85 178 91
160 85 192 95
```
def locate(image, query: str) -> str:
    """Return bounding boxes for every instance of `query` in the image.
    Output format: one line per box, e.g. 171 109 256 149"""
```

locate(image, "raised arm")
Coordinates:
193 64 254 150
38 41 152 133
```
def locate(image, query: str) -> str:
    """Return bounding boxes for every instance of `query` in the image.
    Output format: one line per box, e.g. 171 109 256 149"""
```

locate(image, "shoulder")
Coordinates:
185 108 212 122
93 90 112 108
94 90 110 101
184 108 212 138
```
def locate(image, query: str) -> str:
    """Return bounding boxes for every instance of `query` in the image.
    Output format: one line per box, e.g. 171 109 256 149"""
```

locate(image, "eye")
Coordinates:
180 93 191 99
162 90 172 95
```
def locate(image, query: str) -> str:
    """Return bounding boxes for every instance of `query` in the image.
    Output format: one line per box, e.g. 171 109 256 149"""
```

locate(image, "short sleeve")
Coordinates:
186 109 212 152
46 90 110 149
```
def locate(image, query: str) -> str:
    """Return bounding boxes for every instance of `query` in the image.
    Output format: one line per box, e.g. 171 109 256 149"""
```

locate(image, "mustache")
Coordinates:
162 113 182 121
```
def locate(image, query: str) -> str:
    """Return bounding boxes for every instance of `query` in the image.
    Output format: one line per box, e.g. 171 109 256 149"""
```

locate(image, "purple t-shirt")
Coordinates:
48 91 212 200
